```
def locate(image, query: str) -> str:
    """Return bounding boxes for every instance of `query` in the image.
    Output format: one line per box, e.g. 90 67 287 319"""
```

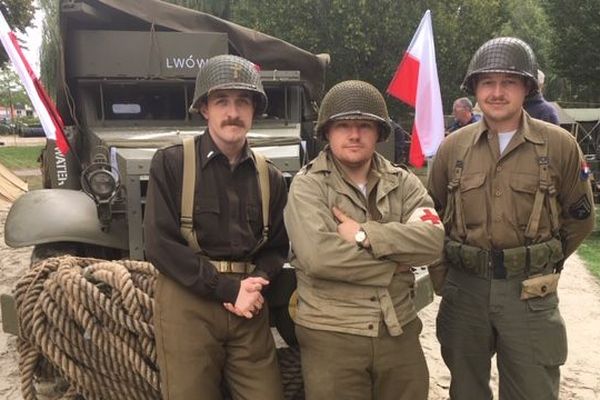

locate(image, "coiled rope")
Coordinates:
14 255 303 400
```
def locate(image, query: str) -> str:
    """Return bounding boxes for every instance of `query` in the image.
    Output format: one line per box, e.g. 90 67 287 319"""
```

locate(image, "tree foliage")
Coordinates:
543 0 600 104
0 0 36 65
0 66 30 106
38 0 60 98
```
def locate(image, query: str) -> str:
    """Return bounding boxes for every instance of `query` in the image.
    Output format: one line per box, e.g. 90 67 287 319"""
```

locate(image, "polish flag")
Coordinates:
387 10 444 168
0 10 70 155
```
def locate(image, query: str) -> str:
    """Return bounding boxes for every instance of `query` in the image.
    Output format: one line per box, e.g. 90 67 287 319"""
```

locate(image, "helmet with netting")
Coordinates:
189 54 267 115
316 80 391 141
461 37 538 95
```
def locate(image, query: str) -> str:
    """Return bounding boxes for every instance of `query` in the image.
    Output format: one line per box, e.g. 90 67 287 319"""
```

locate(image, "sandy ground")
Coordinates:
0 200 599 399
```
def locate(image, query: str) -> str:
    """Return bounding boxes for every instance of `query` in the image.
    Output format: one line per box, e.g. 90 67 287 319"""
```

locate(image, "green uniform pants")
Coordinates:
154 274 283 400
296 317 428 400
437 268 567 400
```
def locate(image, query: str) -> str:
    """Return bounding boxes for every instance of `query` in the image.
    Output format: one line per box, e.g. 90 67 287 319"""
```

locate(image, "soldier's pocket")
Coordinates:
436 281 460 346
509 173 546 229
526 293 567 366
459 173 486 227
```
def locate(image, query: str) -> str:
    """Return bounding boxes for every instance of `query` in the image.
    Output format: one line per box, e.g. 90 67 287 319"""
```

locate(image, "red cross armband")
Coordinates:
407 207 444 230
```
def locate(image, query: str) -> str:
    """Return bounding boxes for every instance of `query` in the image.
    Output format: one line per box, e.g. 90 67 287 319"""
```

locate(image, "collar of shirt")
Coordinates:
198 130 255 170
472 111 545 147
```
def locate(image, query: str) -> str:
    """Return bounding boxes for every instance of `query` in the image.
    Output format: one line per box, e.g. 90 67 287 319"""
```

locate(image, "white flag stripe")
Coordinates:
407 11 444 157
0 12 57 142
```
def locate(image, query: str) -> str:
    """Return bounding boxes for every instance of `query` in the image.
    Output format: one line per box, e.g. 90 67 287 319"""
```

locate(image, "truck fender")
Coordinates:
5 189 128 250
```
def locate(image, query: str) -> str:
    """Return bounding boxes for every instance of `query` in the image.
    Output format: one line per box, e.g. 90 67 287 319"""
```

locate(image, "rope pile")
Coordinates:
13 255 304 400
15 256 160 400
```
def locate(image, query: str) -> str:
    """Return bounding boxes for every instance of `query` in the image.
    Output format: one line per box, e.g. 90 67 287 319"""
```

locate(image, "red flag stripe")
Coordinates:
409 125 425 168
387 52 419 107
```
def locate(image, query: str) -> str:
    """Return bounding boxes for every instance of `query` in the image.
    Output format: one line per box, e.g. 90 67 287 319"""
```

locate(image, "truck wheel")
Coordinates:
30 242 80 265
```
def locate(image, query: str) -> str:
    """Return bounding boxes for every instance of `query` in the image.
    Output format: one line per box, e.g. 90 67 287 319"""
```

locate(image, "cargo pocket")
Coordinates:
436 282 460 346
526 293 567 366
509 173 545 230
459 173 486 228
246 203 262 234
194 196 220 244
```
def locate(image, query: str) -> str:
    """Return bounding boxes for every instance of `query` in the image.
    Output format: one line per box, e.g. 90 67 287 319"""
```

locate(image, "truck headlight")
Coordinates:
88 169 118 200
81 163 121 230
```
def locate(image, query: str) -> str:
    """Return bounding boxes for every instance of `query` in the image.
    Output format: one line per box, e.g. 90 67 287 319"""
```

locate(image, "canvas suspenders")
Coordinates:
444 140 560 244
179 136 271 256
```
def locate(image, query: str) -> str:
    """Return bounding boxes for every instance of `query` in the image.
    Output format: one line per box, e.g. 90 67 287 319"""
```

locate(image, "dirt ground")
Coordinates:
0 201 599 399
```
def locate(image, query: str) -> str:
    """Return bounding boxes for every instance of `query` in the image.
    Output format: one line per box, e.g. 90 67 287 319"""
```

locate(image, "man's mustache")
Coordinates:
221 118 246 128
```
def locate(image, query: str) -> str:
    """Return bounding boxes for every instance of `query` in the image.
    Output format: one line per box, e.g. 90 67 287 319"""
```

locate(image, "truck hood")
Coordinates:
93 125 303 174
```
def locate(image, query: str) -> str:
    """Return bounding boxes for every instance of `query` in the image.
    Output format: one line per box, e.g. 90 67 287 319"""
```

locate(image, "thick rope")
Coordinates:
14 255 304 400
15 256 159 400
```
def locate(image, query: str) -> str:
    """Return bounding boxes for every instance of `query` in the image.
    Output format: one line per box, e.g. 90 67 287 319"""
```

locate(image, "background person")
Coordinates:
284 80 444 400
447 97 481 133
524 69 560 124
428 37 595 400
145 54 288 400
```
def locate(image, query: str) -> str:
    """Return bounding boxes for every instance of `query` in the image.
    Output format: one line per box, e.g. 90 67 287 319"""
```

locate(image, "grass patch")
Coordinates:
0 146 43 170
577 206 600 280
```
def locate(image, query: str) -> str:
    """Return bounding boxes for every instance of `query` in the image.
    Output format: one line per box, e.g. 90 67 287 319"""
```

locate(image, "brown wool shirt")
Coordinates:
144 131 289 304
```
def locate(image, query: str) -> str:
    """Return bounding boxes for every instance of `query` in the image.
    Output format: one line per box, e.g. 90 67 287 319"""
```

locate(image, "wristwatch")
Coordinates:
355 228 368 249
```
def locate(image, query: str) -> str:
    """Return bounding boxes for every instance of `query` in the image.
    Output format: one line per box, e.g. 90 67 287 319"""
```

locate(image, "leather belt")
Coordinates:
210 260 255 274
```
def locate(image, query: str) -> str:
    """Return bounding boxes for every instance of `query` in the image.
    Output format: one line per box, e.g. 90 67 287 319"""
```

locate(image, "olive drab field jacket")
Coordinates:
284 149 444 337
428 112 595 260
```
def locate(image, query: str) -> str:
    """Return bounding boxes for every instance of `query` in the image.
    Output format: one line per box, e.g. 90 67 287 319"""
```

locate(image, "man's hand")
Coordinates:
332 206 369 248
224 277 269 319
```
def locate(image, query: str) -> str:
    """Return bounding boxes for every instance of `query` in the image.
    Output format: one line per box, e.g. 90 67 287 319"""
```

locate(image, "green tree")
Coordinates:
543 0 600 104
0 0 36 65
0 67 30 106
163 0 231 19
38 0 59 98
231 0 508 116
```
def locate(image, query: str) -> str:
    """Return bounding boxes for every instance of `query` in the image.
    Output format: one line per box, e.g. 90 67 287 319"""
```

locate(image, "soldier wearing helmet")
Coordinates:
428 37 594 399
284 80 444 400
145 54 288 400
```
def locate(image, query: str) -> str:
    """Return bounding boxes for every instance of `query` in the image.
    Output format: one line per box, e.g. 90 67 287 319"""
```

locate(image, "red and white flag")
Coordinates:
387 10 444 168
0 10 70 155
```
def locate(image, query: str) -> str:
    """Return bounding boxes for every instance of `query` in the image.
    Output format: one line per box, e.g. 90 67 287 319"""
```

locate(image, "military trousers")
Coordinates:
437 267 567 400
154 273 283 400
296 317 428 400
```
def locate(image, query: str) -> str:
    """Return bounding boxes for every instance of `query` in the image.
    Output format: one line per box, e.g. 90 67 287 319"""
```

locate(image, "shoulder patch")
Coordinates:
580 161 591 181
568 194 592 220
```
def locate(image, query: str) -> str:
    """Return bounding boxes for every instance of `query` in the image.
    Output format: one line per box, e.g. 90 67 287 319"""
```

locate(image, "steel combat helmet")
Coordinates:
316 80 391 141
461 37 539 95
189 54 268 115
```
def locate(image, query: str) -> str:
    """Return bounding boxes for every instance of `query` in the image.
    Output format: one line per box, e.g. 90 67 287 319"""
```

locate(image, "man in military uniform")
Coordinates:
144 55 288 400
428 37 595 399
284 80 444 400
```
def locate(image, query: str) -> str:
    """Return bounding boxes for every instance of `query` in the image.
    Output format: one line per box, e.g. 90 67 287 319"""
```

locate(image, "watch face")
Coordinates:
355 230 367 243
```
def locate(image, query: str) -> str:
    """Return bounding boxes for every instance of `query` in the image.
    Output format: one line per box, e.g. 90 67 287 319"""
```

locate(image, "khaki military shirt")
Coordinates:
428 112 594 257
284 148 444 337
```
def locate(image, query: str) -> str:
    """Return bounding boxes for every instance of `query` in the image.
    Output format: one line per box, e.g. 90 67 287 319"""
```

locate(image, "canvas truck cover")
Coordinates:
59 0 328 100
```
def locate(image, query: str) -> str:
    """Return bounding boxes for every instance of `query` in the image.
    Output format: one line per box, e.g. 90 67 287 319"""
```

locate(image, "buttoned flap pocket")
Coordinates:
246 203 262 234
509 172 543 228
195 196 220 214
459 172 486 193
194 196 220 230
246 204 260 223
521 273 560 300
459 173 486 226
509 173 538 194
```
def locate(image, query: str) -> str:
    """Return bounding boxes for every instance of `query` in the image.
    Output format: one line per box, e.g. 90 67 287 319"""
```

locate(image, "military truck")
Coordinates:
1 0 432 348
